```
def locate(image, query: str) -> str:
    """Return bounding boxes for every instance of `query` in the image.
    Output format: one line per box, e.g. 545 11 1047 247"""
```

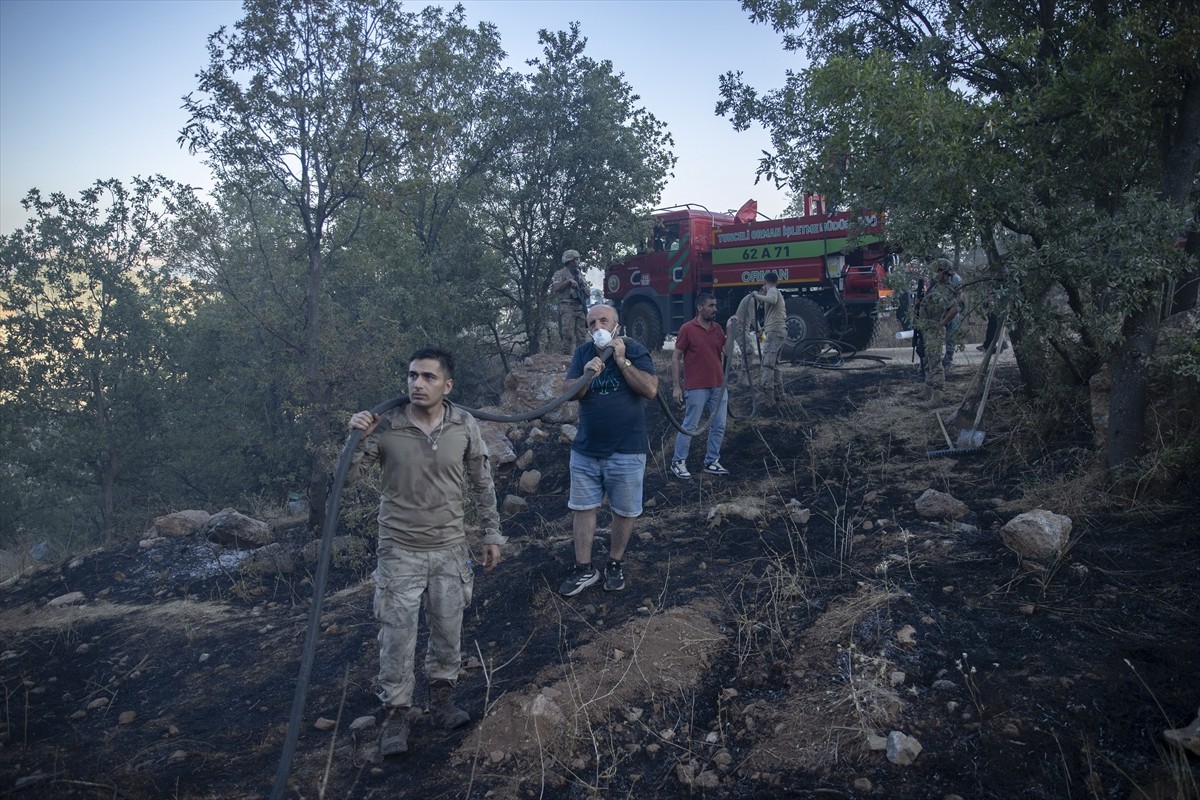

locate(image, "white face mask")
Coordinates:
591 328 613 349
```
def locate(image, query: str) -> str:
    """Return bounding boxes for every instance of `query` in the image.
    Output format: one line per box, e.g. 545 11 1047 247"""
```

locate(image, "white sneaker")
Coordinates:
670 460 691 481
703 460 729 475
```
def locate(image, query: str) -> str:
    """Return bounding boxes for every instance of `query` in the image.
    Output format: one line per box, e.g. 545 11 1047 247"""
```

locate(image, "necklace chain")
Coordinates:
422 412 445 451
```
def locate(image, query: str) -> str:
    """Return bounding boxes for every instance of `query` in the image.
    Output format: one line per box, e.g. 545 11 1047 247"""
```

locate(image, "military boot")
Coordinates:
429 680 471 729
920 389 943 409
379 706 410 756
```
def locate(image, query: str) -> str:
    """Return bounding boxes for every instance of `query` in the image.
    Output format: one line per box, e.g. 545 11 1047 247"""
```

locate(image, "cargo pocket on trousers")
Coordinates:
460 561 475 609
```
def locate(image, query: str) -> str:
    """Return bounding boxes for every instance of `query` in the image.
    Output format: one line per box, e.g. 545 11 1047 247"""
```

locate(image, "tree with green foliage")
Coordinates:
179 0 511 526
0 177 193 542
478 24 677 354
719 0 1200 484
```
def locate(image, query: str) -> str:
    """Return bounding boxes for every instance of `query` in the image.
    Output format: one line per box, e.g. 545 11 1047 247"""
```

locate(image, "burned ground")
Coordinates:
1 341 1198 800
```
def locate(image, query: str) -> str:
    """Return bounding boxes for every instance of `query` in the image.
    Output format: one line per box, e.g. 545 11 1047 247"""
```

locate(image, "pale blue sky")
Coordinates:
0 0 800 235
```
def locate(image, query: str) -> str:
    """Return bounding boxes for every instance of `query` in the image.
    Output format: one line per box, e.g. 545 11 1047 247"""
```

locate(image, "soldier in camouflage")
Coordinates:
346 347 504 756
916 260 960 409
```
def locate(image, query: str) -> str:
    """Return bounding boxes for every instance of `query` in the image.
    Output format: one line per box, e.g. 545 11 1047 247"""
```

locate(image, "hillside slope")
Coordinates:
2 344 1197 800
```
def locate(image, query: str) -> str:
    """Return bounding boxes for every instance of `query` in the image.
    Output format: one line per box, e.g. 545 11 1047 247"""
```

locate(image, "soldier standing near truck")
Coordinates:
916 260 960 408
552 249 589 355
752 272 787 402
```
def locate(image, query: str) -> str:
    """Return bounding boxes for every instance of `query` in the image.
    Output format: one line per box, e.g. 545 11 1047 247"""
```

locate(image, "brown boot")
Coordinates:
920 389 943 409
379 706 410 756
429 680 470 729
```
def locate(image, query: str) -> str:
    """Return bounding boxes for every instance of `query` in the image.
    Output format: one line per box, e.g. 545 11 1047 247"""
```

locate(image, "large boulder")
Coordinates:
1000 509 1072 563
152 510 211 538
501 353 578 424
476 419 518 469
200 508 271 549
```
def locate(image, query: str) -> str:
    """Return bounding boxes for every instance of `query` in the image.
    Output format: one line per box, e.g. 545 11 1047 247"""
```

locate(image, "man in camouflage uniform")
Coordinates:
552 249 589 354
752 272 787 401
916 259 960 409
346 347 504 756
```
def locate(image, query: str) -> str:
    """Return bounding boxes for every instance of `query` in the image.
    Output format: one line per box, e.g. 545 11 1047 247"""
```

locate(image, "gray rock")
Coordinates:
518 470 542 494
915 489 969 520
1163 706 1200 756
502 495 528 515
885 730 923 765
152 510 211 538
520 693 566 725
501 354 578 424
349 715 376 732
200 508 271 549
1000 509 1072 562
238 542 296 575
47 591 85 607
29 540 55 562
477 420 517 468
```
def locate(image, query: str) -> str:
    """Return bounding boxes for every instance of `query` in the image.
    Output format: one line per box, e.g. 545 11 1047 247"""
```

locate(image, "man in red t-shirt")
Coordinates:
669 294 730 480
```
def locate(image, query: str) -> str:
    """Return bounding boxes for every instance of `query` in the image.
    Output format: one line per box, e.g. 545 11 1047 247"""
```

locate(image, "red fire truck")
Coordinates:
603 199 894 354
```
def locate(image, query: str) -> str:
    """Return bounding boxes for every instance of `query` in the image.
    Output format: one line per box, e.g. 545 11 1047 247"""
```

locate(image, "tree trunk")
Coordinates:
1105 303 1157 485
524 297 542 356
1106 64 1200 488
304 242 330 532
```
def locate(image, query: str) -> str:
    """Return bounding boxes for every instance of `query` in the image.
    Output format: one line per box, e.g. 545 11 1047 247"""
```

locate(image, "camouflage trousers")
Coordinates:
921 326 946 391
373 542 474 708
760 331 785 393
558 306 587 355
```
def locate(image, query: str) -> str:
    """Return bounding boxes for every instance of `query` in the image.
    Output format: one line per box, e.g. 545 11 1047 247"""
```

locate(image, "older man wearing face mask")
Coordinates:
558 303 659 597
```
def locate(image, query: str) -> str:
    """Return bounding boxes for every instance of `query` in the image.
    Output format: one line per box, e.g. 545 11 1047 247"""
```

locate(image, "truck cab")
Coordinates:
603 206 735 349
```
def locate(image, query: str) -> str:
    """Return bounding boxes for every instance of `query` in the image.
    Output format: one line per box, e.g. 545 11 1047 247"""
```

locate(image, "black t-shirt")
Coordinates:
566 339 656 457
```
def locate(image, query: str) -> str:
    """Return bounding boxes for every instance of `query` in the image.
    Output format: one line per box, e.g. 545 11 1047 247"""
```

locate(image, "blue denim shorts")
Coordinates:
568 450 646 517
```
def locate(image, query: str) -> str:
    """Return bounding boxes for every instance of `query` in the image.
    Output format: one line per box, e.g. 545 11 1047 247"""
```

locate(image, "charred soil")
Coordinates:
2 344 1198 800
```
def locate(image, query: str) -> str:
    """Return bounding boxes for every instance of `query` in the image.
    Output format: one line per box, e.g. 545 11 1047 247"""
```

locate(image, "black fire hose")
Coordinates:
725 317 759 420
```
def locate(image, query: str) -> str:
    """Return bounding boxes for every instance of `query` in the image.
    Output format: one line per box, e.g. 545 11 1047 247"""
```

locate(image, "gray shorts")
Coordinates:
568 450 646 517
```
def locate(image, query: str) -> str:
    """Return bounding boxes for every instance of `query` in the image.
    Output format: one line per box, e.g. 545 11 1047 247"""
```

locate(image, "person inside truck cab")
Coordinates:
653 223 680 253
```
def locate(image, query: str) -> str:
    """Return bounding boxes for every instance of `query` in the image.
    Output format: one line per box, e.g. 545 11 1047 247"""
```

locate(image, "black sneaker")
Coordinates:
703 460 729 475
670 460 691 481
558 564 599 597
602 560 625 592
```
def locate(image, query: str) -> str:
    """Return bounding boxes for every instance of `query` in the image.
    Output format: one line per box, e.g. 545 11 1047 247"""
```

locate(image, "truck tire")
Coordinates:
782 297 830 360
623 301 665 352
838 314 877 352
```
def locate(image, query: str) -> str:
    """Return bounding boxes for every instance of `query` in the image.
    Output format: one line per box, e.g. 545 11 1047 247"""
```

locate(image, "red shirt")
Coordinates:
675 317 726 389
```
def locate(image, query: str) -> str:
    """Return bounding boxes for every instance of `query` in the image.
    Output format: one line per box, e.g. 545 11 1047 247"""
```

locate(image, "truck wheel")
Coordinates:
624 302 665 352
838 314 877 352
782 297 830 360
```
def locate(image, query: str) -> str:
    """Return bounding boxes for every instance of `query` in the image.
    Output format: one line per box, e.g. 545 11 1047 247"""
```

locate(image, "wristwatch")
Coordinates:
620 358 632 369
